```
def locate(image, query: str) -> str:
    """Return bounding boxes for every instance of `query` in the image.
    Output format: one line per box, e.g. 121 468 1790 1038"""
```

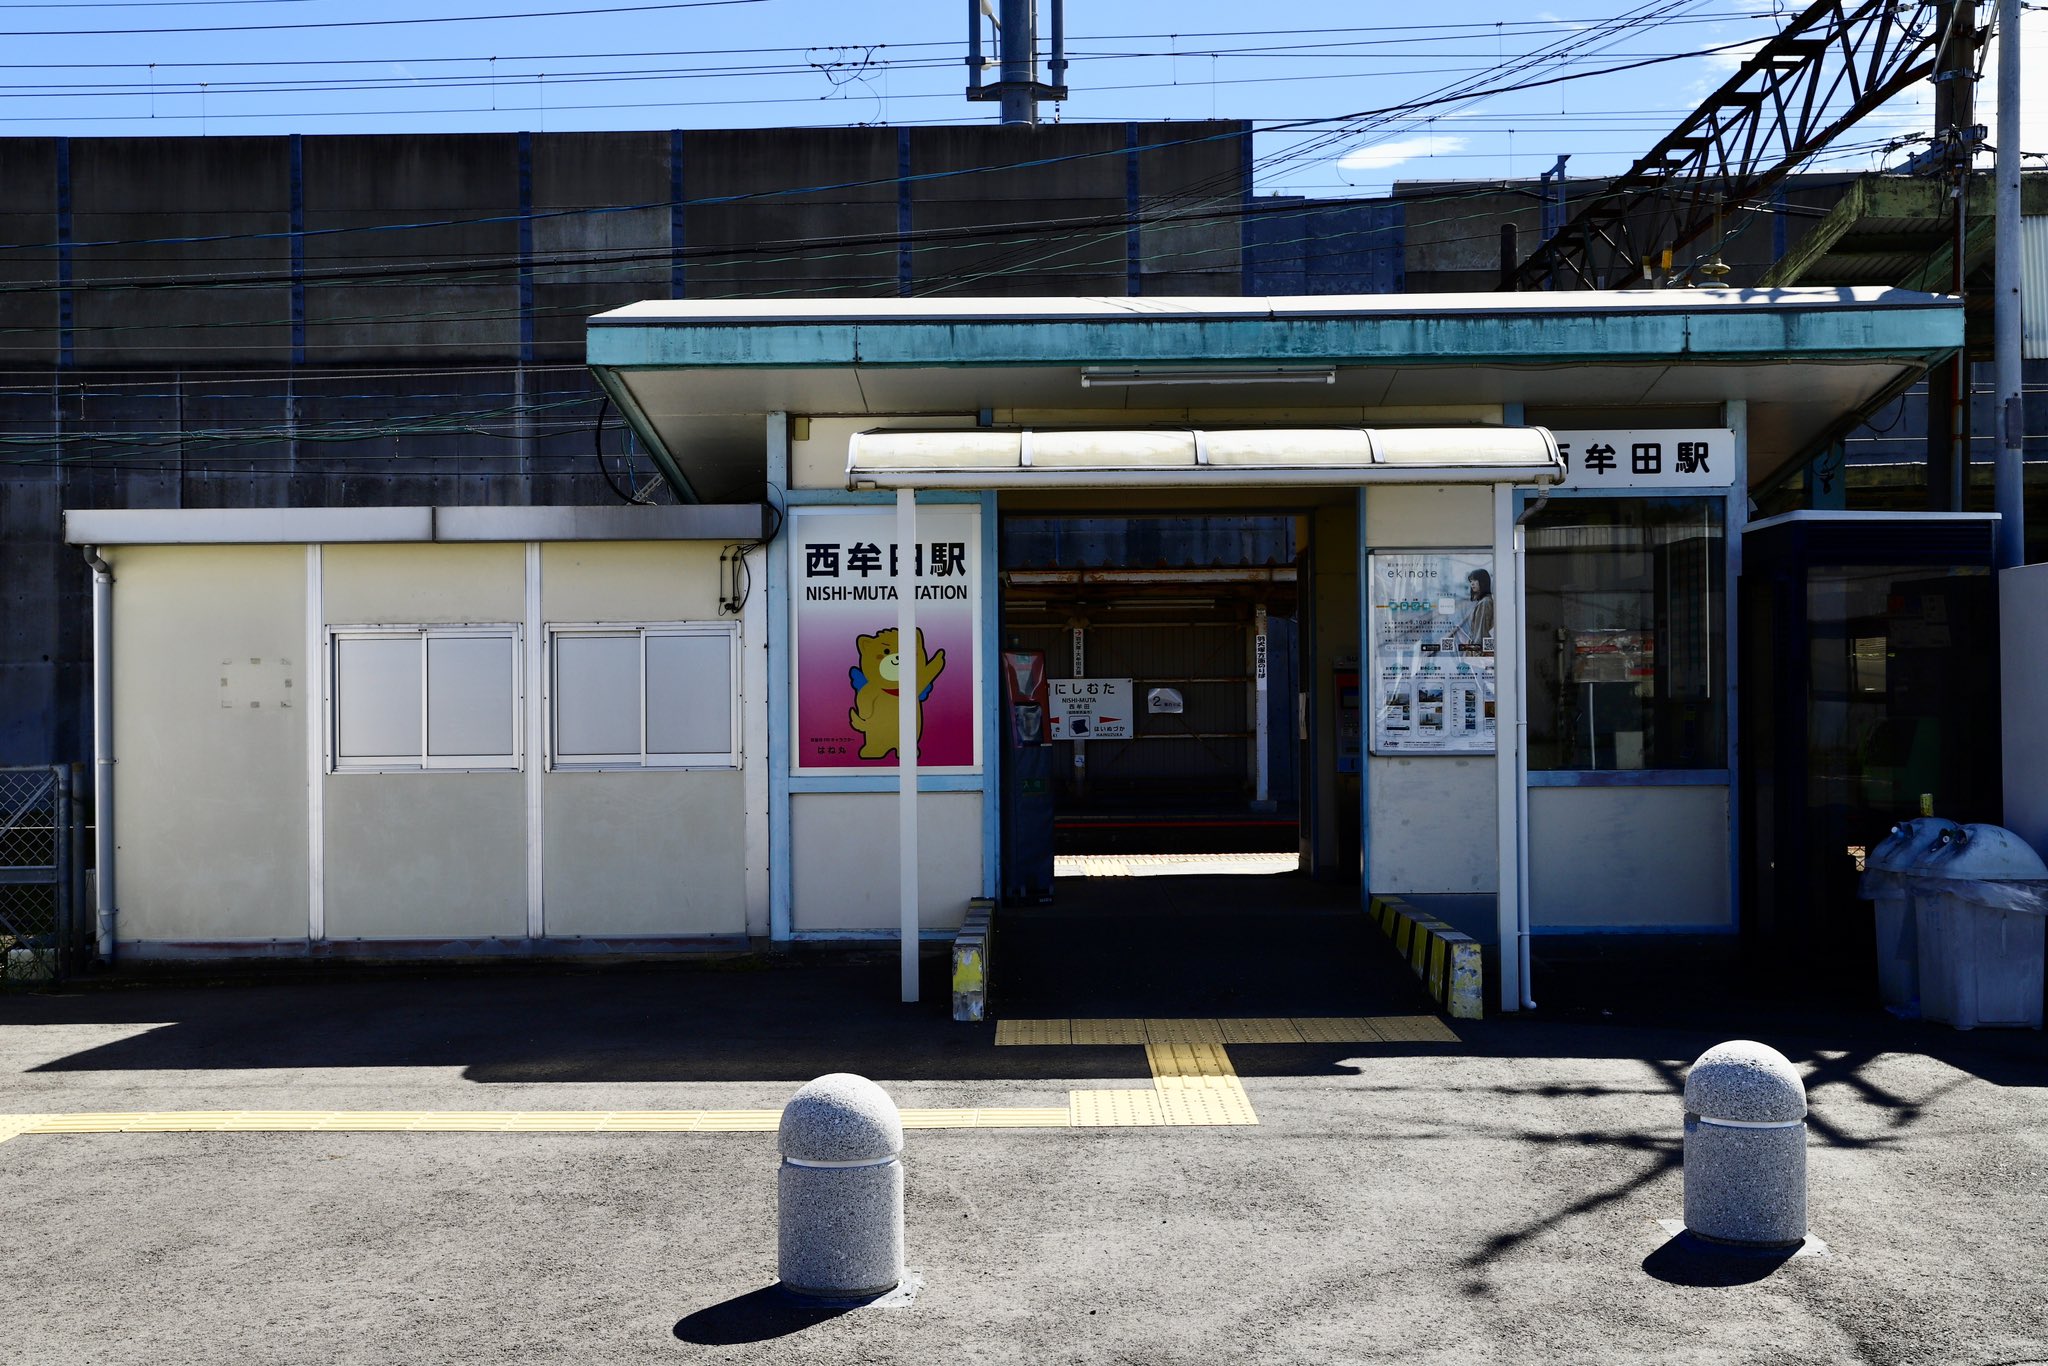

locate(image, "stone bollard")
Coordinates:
1682 1040 1808 1247
777 1073 905 1300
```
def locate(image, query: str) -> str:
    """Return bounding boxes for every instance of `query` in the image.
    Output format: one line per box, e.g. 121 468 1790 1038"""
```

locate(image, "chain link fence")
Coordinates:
0 766 87 987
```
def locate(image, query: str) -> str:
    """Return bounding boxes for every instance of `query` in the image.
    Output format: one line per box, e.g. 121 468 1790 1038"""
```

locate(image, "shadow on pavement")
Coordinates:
671 1285 851 1344
994 871 1435 1017
2 868 2041 1095
1641 1232 1799 1287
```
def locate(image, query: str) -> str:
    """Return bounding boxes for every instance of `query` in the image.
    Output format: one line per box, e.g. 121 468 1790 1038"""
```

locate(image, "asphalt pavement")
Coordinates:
1 920 2044 1366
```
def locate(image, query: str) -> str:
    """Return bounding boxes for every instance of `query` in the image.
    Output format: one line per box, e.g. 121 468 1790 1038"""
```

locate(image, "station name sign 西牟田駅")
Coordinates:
1548 430 1738 490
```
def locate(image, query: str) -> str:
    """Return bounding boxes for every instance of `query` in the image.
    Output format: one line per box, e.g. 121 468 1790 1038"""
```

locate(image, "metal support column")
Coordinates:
1993 0 2026 566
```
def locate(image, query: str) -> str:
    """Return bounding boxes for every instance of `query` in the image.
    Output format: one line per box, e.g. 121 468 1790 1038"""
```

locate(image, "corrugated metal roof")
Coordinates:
2025 216 2048 361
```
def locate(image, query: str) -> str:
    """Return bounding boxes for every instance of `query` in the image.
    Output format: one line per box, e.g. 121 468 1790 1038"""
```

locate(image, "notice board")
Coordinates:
1368 549 1496 755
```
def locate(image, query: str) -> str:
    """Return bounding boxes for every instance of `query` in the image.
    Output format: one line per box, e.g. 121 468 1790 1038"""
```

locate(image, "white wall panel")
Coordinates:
1529 785 1731 929
789 791 981 932
109 545 309 941
323 774 526 938
543 771 747 936
1368 756 1498 895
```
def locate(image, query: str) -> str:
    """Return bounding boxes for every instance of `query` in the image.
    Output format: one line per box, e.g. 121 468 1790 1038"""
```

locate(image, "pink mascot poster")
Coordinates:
789 504 982 775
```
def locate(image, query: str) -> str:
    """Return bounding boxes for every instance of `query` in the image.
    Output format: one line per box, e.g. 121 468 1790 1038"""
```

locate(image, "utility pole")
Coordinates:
966 0 1068 127
1993 0 2026 566
1927 0 1979 512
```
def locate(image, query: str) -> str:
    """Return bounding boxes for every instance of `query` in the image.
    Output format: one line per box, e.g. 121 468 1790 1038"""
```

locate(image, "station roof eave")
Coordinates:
584 288 1962 500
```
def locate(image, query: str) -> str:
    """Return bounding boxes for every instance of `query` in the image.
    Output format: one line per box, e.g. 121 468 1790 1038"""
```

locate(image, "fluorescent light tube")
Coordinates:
1079 367 1337 388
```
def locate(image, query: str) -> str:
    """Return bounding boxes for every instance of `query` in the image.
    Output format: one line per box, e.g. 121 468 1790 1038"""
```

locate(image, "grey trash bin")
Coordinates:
1914 824 2048 1030
1857 817 1957 1014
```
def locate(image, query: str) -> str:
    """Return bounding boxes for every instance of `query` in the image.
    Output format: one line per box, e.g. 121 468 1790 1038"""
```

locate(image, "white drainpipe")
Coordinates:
1510 490 1549 1011
84 546 116 962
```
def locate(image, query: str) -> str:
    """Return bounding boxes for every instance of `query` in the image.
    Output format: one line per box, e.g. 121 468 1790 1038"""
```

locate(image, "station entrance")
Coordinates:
997 512 1303 870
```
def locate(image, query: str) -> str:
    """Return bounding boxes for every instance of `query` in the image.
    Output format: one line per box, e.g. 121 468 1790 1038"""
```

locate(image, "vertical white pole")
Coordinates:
524 542 545 940
1252 602 1272 809
89 549 116 960
1993 0 2025 569
305 543 324 946
1492 484 1523 1011
896 488 920 1003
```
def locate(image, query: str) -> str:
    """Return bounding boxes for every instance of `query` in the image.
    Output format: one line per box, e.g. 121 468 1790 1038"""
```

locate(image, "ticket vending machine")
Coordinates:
1002 649 1056 901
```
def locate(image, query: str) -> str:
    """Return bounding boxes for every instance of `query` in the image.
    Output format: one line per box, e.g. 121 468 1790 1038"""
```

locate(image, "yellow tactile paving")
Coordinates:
1069 1089 1166 1127
994 1018 1071 1046
1218 1017 1306 1045
1290 1016 1377 1043
1066 1018 1151 1046
1146 1042 1258 1126
1370 1015 1461 1043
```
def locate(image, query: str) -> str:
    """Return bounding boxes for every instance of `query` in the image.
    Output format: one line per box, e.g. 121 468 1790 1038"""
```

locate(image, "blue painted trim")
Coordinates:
978 491 1000 900
516 131 535 364
1356 485 1371 897
790 773 984 794
288 134 306 365
1503 402 1525 426
588 305 1962 372
54 137 71 370
766 415 792 941
1529 924 1738 936
1124 122 1142 296
1526 769 1730 788
1238 126 1256 298
896 129 914 296
669 129 686 299
784 486 983 506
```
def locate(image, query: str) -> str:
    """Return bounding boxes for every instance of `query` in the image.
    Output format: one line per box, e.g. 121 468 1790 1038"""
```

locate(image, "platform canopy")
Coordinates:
586 289 1962 501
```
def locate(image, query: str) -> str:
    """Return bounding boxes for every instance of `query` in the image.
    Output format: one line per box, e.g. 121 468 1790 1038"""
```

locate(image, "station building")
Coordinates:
64 287 2039 1010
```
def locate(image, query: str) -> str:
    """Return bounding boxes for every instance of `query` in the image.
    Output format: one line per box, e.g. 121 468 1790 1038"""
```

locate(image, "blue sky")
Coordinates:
0 0 2038 197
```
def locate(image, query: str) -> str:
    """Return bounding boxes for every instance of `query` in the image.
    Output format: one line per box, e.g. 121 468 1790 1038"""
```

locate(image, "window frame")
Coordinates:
326 623 525 774
545 621 741 772
1517 492 1728 774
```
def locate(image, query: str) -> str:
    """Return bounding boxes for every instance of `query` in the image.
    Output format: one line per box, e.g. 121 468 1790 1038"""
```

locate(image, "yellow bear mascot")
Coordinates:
848 627 946 761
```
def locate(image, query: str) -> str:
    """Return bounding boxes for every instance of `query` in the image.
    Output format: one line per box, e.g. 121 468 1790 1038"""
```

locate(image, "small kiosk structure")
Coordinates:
66 289 1966 1010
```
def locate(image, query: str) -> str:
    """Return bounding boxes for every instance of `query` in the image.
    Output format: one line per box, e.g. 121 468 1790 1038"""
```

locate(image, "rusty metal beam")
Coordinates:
1508 0 1974 291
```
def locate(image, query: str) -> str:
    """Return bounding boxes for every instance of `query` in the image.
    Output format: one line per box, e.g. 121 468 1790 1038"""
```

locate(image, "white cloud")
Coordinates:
1703 39 1767 73
1337 135 1469 173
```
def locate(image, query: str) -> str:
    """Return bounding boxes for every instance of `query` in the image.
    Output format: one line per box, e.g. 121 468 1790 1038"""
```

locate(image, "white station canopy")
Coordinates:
846 426 1563 489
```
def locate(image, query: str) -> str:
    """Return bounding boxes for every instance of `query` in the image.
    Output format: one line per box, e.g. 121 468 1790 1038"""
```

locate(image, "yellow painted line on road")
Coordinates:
0 1018 1455 1145
0 1105 1077 1142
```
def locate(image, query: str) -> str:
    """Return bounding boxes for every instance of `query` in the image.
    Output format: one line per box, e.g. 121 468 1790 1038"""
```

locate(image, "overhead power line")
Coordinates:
0 0 769 38
0 14 1783 70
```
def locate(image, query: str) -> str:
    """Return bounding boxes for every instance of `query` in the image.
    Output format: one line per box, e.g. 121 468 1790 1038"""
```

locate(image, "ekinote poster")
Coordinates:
1369 550 1496 756
789 505 982 775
